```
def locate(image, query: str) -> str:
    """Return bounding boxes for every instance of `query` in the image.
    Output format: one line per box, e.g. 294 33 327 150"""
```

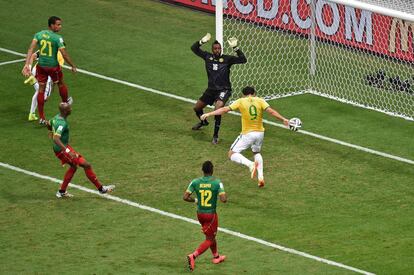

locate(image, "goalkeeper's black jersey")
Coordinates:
191 41 247 91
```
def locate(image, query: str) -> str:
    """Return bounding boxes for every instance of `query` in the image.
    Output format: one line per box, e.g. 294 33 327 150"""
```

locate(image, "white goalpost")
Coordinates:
216 0 414 120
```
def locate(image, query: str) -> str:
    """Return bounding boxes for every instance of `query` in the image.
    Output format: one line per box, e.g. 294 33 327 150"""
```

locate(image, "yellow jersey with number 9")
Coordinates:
228 96 270 134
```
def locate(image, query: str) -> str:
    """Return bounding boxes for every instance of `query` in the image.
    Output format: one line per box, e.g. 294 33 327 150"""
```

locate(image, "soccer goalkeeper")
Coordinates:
191 33 247 144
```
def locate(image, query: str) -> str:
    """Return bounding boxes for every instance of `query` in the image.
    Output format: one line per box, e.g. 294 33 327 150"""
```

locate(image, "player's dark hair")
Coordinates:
202 161 214 175
48 16 61 27
212 40 221 47
242 86 256 95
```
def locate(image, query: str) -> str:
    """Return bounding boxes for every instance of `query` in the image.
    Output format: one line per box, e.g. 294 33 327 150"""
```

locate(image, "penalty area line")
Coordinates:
0 161 375 275
1 46 413 167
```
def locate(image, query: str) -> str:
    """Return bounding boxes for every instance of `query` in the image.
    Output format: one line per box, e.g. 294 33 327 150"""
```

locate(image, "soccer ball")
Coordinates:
288 118 302 131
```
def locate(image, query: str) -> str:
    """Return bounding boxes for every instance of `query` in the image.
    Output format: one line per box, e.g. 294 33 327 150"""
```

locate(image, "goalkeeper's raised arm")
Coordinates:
226 37 247 65
191 33 211 59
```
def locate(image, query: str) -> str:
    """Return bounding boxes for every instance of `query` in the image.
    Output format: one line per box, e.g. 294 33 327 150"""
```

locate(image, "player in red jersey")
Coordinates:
22 16 77 124
183 161 227 271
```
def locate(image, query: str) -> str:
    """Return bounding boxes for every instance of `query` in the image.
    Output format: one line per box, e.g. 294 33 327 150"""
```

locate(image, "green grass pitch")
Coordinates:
0 0 413 274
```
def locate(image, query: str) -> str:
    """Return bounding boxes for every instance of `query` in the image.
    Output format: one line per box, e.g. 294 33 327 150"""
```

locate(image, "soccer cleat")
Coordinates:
250 161 258 179
212 255 226 264
99 185 115 194
28 113 38 121
212 136 219 145
24 75 37 85
67 96 73 105
192 120 209 130
258 178 265 188
39 118 47 125
56 191 74 198
187 254 195 271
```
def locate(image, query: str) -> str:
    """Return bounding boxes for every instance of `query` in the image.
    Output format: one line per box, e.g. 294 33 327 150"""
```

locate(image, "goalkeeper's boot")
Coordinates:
250 161 259 179
187 254 195 271
24 75 37 85
99 185 115 194
192 120 209 130
212 255 226 264
258 177 265 188
56 190 74 198
212 136 219 145
28 113 38 121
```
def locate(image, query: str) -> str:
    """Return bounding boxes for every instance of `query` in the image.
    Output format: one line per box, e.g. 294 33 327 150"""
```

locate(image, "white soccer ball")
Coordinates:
288 118 302 131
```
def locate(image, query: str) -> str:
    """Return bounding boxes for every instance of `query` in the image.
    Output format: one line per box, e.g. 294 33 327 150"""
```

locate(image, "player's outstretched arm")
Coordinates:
22 40 37 77
191 33 210 59
266 107 289 126
59 48 77 73
200 106 231 120
183 191 196 203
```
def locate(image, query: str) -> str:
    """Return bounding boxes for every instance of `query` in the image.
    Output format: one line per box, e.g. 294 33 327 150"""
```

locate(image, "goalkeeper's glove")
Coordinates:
199 33 211 45
227 37 239 51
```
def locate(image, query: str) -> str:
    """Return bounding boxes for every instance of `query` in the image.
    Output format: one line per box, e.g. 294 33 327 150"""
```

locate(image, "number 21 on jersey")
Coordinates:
199 190 212 207
40 39 52 56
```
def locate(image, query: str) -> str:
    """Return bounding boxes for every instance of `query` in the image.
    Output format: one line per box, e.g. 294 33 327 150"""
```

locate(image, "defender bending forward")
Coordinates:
47 103 114 198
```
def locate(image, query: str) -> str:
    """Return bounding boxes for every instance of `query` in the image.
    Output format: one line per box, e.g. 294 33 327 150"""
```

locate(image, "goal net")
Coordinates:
220 0 414 120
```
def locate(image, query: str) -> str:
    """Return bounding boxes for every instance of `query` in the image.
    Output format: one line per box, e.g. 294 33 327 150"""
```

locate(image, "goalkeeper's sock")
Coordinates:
213 115 221 137
195 109 204 120
230 153 253 168
84 167 102 189
195 109 208 124
61 166 77 191
254 153 264 180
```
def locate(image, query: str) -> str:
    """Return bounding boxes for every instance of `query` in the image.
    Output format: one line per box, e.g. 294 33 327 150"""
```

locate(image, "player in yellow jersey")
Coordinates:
201 86 292 187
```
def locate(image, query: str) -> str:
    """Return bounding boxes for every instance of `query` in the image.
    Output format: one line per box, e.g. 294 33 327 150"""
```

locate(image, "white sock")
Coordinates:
231 153 253 168
30 90 38 114
45 80 52 99
254 153 264 180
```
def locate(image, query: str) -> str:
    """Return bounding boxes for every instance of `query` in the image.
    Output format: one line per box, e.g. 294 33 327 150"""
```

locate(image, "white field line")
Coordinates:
0 161 375 275
1 47 413 167
0 58 25 66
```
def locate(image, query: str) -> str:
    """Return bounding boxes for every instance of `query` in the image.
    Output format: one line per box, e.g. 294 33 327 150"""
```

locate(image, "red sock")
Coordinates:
194 239 212 258
59 84 68 102
60 166 77 191
37 91 45 119
84 167 102 189
210 239 218 257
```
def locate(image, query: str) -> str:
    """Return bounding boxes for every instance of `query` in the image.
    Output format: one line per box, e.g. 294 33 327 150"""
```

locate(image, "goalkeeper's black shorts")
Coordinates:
199 88 232 106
